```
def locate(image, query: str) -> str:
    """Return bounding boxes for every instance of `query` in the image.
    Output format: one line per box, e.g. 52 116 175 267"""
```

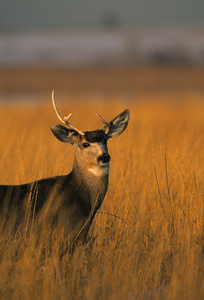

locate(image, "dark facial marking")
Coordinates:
85 130 107 143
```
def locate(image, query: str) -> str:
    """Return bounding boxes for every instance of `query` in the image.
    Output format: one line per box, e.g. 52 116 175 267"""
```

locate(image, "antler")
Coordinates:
52 90 85 136
95 111 111 135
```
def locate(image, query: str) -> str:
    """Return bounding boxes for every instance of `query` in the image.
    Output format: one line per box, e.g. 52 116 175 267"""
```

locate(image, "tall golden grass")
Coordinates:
0 97 203 299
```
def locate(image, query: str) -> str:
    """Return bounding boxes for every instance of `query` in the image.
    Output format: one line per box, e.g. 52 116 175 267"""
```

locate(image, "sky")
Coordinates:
0 0 204 30
0 1 203 68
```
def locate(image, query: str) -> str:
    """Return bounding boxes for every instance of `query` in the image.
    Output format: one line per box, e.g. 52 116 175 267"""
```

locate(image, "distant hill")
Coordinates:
0 28 204 67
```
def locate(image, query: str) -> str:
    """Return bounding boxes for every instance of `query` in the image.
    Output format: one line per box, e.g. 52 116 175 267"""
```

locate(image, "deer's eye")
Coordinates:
83 142 90 148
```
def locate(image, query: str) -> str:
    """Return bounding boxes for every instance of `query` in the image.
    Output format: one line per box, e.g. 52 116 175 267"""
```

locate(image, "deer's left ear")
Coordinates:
106 109 130 139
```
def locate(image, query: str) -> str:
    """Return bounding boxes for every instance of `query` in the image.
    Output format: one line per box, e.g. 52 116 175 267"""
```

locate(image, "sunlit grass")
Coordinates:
0 97 203 299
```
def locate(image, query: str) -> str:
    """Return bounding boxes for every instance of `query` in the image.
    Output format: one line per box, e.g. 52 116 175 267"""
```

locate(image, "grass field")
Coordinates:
0 68 204 299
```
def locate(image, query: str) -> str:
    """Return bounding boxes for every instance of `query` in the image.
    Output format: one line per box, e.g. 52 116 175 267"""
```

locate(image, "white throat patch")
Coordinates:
88 164 110 177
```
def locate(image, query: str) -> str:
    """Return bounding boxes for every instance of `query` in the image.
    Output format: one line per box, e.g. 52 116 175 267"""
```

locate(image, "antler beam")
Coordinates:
95 111 110 134
52 90 85 136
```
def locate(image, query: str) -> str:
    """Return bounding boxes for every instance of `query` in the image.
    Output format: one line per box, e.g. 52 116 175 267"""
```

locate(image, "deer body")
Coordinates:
0 92 129 250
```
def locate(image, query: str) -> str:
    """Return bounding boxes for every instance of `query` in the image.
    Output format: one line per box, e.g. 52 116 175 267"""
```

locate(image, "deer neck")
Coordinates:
72 157 109 209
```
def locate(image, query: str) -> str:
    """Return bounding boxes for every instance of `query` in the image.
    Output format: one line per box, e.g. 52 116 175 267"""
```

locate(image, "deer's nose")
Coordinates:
98 153 110 164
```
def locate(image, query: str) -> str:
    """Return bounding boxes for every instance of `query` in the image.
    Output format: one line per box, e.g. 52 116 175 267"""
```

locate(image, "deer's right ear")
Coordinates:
51 125 79 145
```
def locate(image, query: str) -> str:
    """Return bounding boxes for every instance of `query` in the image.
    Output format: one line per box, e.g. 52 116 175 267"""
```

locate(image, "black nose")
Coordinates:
98 153 111 164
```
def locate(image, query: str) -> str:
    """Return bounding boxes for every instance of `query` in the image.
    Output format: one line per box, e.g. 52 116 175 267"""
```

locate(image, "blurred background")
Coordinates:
0 0 204 103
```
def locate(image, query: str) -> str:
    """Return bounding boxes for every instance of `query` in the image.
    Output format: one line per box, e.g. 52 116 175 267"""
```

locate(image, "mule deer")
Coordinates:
0 91 129 251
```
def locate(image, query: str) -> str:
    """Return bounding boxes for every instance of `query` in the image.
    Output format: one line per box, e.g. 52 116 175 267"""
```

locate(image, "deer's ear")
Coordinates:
51 125 79 145
106 109 130 139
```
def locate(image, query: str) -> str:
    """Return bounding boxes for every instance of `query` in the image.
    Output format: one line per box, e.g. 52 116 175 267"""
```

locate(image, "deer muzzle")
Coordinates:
98 153 111 164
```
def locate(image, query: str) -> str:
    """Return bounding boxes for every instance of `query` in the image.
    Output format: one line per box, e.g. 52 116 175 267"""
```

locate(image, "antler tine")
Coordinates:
95 111 110 135
52 90 85 136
